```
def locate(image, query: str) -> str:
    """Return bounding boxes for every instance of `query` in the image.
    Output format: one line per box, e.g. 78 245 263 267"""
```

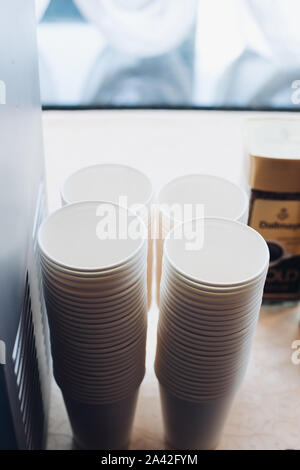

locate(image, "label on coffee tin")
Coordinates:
249 198 300 299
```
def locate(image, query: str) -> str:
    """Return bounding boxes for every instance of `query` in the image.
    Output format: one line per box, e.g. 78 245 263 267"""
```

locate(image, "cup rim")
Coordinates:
157 330 253 356
51 327 147 356
42 271 146 302
159 300 260 333
160 271 265 308
158 315 256 346
48 310 147 345
159 283 262 325
40 240 148 277
164 217 270 287
57 377 144 405
156 330 252 364
156 374 240 402
163 255 268 294
158 317 254 347
44 291 146 319
155 355 249 385
61 163 154 208
55 369 144 397
44 289 146 322
52 339 146 368
157 174 249 224
54 358 145 385
42 259 146 294
38 201 148 272
53 349 146 374
40 243 147 280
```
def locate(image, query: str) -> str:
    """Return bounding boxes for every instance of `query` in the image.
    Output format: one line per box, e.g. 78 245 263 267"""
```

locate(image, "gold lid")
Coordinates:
249 154 300 193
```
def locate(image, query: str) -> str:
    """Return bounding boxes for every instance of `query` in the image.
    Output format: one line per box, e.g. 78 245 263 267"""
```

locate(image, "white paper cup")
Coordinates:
156 360 249 397
41 264 146 298
155 216 268 437
159 304 260 341
40 242 147 277
157 329 255 362
163 255 268 293
156 329 254 367
160 277 266 308
156 175 249 303
39 200 148 444
157 175 248 227
48 314 147 352
160 288 262 319
48 316 147 354
63 388 140 449
156 337 251 377
52 339 146 374
54 357 146 389
163 276 267 304
159 384 235 450
164 218 269 288
61 164 153 212
42 277 146 310
44 295 146 330
60 376 143 404
43 282 146 316
159 285 263 328
39 201 147 272
61 164 154 308
156 352 251 388
40 244 147 281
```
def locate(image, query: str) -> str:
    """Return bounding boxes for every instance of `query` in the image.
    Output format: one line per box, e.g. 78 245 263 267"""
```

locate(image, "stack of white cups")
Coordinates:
156 175 249 304
61 164 154 308
155 217 269 450
38 201 148 449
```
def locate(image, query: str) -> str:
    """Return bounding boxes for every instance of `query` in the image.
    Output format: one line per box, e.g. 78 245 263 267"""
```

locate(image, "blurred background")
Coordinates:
36 0 300 109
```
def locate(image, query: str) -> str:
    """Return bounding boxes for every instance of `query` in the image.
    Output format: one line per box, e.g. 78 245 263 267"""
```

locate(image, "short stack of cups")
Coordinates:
61 164 154 309
38 201 148 449
155 217 269 450
156 175 249 304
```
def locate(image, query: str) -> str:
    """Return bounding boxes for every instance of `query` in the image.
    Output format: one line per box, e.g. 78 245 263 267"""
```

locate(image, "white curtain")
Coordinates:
35 0 50 21
74 0 198 57
246 0 300 63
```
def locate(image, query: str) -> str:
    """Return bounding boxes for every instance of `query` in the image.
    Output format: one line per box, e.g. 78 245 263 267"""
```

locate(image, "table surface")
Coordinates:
43 110 300 450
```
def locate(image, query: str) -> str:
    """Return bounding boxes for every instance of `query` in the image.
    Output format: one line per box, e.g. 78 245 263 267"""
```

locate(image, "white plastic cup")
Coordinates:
156 175 249 303
61 164 154 308
159 384 235 450
63 388 140 450
38 200 148 436
39 201 148 272
163 218 269 289
155 217 268 437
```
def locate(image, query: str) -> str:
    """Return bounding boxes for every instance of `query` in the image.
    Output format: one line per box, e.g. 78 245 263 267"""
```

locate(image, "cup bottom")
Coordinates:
159 384 234 450
62 388 139 450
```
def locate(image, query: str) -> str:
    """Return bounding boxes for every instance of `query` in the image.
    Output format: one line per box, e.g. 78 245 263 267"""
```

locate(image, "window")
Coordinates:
37 0 300 110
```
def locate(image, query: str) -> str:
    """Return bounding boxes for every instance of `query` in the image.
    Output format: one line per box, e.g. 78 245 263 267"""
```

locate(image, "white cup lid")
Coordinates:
38 201 147 271
158 174 248 223
164 217 269 287
61 164 153 208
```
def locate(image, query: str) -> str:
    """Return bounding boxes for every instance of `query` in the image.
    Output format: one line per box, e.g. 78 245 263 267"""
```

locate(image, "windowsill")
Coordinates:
44 109 300 450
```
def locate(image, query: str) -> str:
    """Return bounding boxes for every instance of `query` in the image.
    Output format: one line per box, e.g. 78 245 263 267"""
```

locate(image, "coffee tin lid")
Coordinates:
247 119 300 193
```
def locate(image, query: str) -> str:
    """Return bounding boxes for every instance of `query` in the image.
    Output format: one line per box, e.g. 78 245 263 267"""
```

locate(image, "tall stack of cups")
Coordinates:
156 175 249 304
38 201 148 449
61 164 154 308
155 217 269 450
